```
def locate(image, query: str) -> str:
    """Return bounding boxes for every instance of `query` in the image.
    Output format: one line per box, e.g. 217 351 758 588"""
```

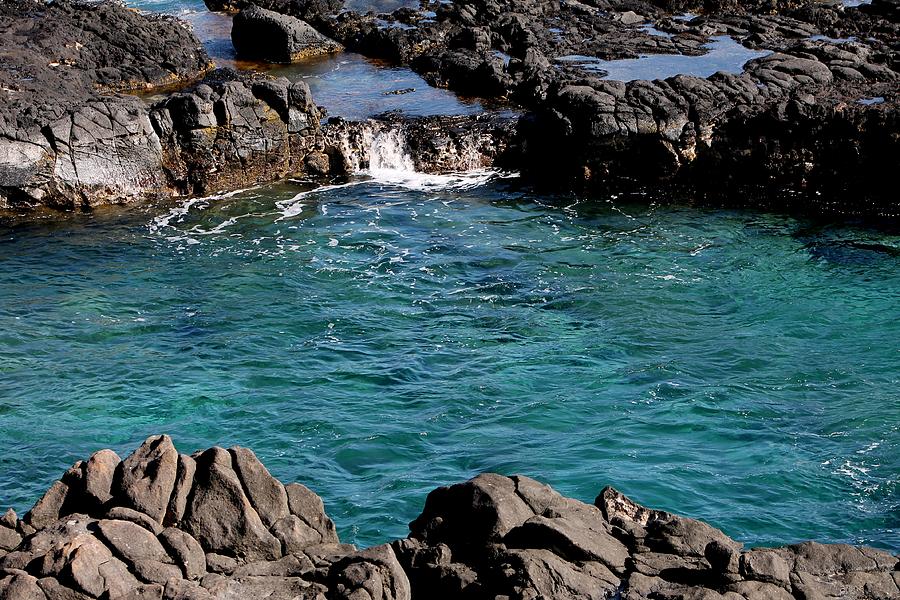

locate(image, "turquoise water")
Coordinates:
0 177 898 552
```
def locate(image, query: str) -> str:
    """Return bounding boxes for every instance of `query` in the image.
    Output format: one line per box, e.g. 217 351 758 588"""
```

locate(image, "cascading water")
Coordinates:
366 128 416 173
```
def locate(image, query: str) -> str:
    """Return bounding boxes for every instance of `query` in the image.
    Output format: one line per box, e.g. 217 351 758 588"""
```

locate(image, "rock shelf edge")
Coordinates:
0 435 897 600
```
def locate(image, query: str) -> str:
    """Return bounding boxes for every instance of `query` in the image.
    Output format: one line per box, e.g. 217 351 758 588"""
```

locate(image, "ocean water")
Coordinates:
0 174 898 552
0 0 897 556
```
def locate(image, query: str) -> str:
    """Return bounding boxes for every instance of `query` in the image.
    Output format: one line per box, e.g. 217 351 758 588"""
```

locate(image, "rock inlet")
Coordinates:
0 436 897 599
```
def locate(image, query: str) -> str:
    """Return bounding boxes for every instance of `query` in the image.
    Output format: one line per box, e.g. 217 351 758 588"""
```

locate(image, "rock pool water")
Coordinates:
0 174 898 552
0 0 897 555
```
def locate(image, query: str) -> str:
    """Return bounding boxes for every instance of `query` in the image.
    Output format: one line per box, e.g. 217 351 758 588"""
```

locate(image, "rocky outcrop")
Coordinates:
232 5 342 63
1 437 897 600
204 0 342 22
0 1 336 214
317 0 900 216
322 113 520 175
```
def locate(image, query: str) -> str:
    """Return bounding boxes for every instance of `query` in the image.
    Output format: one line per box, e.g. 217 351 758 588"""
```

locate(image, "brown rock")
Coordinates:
0 528 21 553
158 529 206 581
95 520 172 567
36 578 93 600
164 455 196 527
204 553 237 575
131 559 183 585
183 448 281 561
284 483 339 544
115 584 164 600
25 482 71 530
0 572 47 600
113 435 179 524
0 510 16 530
83 450 121 507
162 578 212 600
229 447 289 528
104 507 163 535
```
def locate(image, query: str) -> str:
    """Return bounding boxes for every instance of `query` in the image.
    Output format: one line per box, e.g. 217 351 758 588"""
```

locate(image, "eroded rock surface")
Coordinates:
232 5 343 62
317 0 899 215
0 1 331 214
2 437 896 599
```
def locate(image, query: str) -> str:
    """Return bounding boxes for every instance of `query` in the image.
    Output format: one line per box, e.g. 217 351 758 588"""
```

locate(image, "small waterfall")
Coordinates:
320 119 509 196
367 128 416 173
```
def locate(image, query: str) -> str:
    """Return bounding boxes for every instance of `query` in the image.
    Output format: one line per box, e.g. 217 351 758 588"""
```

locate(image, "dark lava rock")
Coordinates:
204 0 343 22
1 437 898 599
309 0 900 216
232 5 342 63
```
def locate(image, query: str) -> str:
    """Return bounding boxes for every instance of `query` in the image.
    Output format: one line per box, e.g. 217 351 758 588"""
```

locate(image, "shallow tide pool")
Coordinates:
0 176 898 551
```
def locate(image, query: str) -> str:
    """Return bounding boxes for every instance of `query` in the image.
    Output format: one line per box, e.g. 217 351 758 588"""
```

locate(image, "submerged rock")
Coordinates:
232 5 342 63
1 436 896 599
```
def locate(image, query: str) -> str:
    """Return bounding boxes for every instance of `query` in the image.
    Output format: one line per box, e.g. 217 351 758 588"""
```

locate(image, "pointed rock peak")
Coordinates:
113 435 179 524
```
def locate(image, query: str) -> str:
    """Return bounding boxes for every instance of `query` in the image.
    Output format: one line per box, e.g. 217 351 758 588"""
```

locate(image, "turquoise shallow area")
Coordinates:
0 179 898 552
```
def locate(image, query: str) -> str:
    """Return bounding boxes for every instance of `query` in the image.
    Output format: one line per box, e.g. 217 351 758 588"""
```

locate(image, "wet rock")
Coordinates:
113 435 179 524
232 5 342 63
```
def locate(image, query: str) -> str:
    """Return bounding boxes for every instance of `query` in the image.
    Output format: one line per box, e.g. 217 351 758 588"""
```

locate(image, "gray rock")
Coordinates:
409 473 535 546
271 515 322 555
104 507 163 536
113 435 179 524
232 6 342 63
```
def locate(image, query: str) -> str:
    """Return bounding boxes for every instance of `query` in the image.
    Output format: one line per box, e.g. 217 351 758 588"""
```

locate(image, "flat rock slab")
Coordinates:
232 5 342 63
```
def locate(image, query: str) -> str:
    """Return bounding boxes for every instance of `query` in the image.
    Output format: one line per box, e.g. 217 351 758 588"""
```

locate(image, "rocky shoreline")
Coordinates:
1 0 898 219
0 436 896 600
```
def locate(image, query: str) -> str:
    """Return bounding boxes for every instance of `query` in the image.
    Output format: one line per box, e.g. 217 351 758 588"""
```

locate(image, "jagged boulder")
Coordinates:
232 5 342 63
2 440 898 600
